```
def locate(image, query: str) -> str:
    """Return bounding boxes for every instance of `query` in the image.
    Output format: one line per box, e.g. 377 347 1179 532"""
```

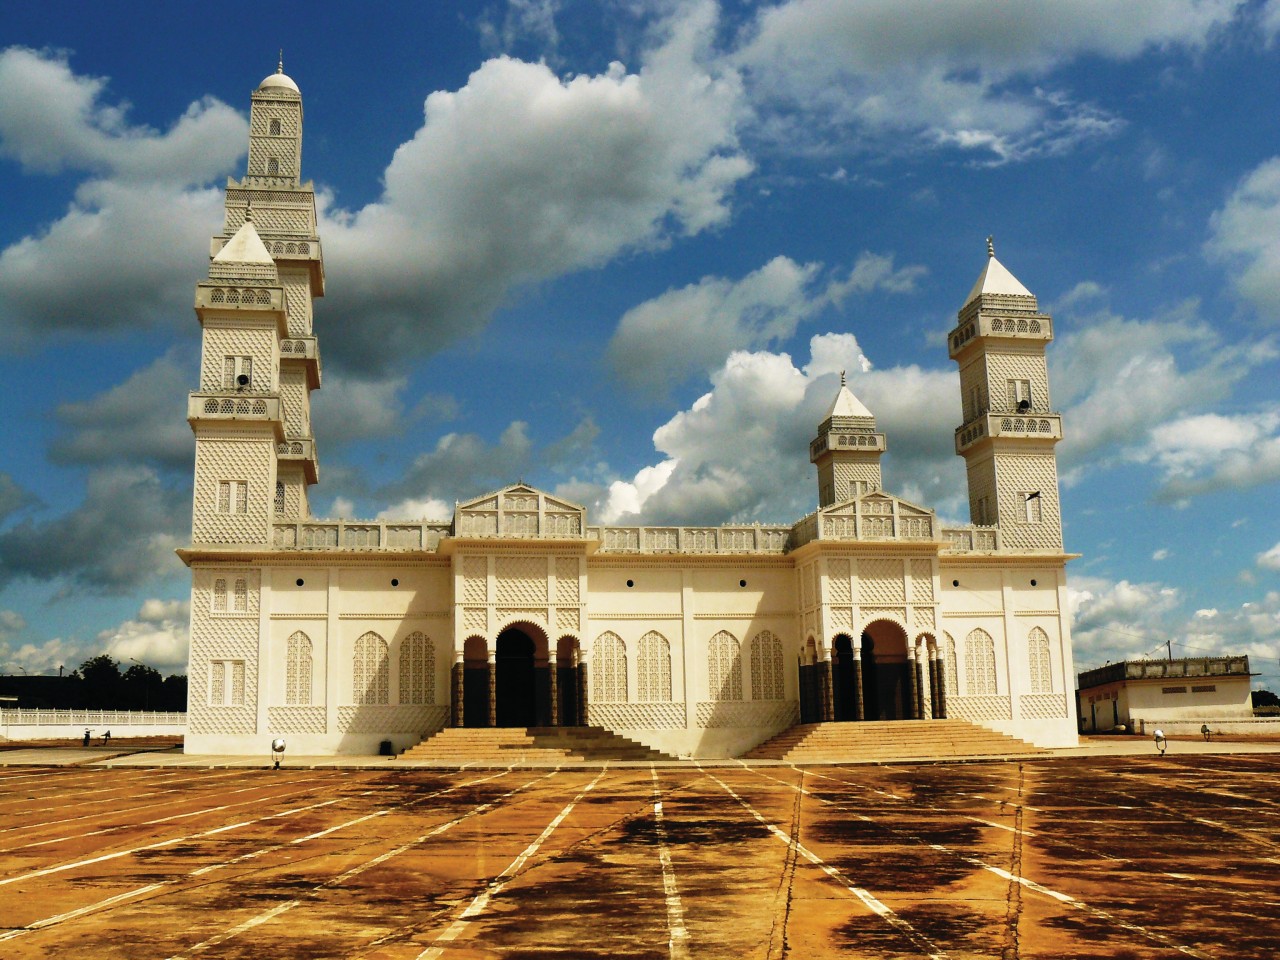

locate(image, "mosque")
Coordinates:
181 65 1079 757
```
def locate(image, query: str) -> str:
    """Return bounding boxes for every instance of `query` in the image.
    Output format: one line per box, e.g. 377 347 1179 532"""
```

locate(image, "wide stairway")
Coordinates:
744 719 1043 763
399 725 673 764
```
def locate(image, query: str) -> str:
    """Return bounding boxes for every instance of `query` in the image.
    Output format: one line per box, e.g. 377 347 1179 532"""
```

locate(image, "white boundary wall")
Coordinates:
1 709 186 740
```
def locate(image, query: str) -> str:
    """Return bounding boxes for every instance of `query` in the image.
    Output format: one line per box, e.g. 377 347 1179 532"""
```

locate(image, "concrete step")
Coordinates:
400 725 673 763
744 719 1042 762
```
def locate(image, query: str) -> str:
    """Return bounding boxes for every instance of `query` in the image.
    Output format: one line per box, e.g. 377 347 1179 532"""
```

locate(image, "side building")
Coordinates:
182 68 1079 757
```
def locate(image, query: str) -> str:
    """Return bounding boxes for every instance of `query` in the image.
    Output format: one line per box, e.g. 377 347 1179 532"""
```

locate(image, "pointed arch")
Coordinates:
964 628 997 695
750 630 785 700
943 632 958 696
708 631 743 702
592 631 628 703
399 631 435 705
637 631 672 702
1027 627 1052 693
354 631 389 705
286 631 311 705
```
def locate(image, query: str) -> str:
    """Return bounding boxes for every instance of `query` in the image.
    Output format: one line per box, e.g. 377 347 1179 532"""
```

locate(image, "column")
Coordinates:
451 650 464 727
928 655 940 719
577 649 588 727
852 646 865 721
936 655 948 719
549 649 559 727
487 650 497 727
821 657 834 722
911 648 925 720
907 649 920 720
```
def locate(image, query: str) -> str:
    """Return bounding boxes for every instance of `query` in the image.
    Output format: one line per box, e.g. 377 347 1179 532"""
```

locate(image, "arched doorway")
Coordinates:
832 635 857 721
861 621 909 720
496 627 538 727
556 636 580 726
462 636 489 728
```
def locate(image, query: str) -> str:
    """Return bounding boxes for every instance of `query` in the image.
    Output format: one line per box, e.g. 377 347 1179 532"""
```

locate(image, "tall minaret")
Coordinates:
950 239 1063 550
188 61 324 545
810 373 887 507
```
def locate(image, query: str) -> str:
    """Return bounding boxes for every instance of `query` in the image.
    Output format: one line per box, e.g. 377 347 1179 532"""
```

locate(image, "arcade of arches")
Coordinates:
456 625 584 728
798 621 948 723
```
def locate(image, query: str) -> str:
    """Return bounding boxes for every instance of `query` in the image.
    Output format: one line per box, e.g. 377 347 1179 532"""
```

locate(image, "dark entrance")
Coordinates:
462 636 489 728
832 635 857 721
861 629 909 720
496 628 537 727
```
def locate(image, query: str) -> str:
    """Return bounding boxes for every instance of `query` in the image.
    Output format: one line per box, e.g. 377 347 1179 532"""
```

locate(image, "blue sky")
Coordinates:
2 1 1280 690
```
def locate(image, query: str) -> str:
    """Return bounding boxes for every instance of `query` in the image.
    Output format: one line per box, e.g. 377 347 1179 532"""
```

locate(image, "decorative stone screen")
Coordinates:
965 628 997 696
708 631 743 702
353 632 389 705
750 630 785 700
399 632 435 705
285 631 311 705
636 631 672 702
592 632 628 703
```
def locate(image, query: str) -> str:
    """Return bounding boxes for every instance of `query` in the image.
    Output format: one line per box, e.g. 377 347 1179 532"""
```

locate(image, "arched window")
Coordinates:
211 578 227 612
269 118 281 135
1028 628 1052 693
353 632 389 705
286 631 311 705
965 628 997 696
708 631 742 701
232 578 248 613
943 632 958 696
637 631 672 702
592 632 627 702
274 481 285 515
266 157 279 175
399 632 435 704
750 630 785 700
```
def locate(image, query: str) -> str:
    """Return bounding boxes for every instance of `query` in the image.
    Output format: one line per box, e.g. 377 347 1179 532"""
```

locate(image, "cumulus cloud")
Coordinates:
375 498 453 522
597 332 962 525
1068 575 1183 668
50 352 195 471
0 466 187 593
733 0 1239 162
1260 542 1280 570
608 252 923 396
96 598 191 673
1140 408 1280 500
0 472 39 523
311 375 412 446
318 6 752 373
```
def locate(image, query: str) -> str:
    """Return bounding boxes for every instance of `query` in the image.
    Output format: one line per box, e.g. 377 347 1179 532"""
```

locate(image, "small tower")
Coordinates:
810 373 887 507
950 240 1064 550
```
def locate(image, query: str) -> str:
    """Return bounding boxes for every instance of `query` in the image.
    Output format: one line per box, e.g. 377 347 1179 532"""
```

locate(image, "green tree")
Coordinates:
77 655 122 709
122 663 164 710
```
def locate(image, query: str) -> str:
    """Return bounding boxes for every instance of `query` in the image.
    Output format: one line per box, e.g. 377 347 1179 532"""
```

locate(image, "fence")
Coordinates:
1 709 186 740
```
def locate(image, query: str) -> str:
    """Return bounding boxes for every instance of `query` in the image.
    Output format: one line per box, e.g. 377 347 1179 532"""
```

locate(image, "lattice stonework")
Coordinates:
696 700 798 728
964 628 998 696
555 557 580 604
799 563 814 608
828 559 851 604
948 696 1013 722
556 608 580 632
200 325 276 391
337 705 447 734
829 607 853 630
279 367 308 439
592 632 628 702
268 706 325 733
1019 693 1066 719
986 353 1050 413
353 632 389 705
909 559 934 602
997 454 1062 549
588 703 685 729
399 632 435 705
859 559 906 605
193 440 273 544
496 556 547 606
708 631 743 702
637 631 672 702
912 607 936 631
944 633 958 698
285 631 311 705
862 607 906 626
750 631 785 700
463 607 486 633
188 569 261 735
462 556 487 605
280 270 313 338
1027 627 1052 693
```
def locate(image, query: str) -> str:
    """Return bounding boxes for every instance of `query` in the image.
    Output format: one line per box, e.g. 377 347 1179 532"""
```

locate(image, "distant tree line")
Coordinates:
0 656 187 711
1254 689 1280 716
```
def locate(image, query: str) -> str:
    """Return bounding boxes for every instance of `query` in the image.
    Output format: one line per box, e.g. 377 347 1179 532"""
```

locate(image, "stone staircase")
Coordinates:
398 726 673 764
744 719 1043 763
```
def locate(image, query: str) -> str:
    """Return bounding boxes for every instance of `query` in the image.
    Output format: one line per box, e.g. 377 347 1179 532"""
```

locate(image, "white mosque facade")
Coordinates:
181 68 1079 757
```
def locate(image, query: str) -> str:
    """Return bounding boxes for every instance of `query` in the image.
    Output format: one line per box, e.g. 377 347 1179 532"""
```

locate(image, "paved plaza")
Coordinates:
1 752 1278 958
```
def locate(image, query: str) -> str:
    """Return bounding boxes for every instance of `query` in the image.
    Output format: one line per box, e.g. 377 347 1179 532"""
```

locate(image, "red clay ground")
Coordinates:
0 756 1277 958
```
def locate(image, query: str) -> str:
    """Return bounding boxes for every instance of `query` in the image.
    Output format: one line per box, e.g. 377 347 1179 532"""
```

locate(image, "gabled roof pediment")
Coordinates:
454 484 586 539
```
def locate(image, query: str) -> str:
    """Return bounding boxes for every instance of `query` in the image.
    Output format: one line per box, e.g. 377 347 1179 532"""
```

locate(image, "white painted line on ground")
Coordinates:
700 766 949 960
0 883 169 942
168 769 557 960
650 764 690 960
415 769 606 960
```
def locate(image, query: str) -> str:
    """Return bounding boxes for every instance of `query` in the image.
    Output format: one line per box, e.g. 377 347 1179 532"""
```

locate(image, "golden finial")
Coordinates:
986 235 995 258
277 50 284 74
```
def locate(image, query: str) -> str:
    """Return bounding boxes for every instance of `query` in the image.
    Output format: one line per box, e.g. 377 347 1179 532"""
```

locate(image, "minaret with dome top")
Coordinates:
950 240 1064 551
187 59 324 548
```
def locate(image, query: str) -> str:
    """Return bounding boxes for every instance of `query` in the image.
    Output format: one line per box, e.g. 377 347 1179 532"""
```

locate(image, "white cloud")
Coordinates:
1208 157 1280 318
1259 542 1280 571
1 635 83 676
96 598 190 674
320 5 753 373
311 375 411 446
1141 408 1280 500
1152 548 1170 561
1068 575 1183 667
376 497 453 522
733 0 1240 162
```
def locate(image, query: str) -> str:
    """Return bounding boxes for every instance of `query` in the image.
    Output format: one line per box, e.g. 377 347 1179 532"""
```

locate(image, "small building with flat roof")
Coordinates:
1077 657 1254 733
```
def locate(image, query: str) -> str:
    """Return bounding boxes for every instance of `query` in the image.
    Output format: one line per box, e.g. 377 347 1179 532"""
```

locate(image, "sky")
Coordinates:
1 0 1280 692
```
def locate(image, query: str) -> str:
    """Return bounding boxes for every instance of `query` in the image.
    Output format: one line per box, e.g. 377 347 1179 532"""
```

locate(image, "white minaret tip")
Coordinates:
964 238 1032 305
215 216 274 265
826 380 874 419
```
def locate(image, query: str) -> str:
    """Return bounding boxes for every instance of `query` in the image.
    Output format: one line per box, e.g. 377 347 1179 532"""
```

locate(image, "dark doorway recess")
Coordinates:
496 628 537 727
861 630 908 720
832 635 857 721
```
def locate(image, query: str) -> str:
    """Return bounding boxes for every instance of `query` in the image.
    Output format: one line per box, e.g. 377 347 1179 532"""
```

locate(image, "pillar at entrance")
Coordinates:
487 652 497 727
576 653 588 727
936 658 948 719
451 651 464 728
928 657 940 719
821 658 834 722
907 652 920 720
549 655 559 727
852 648 865 721
910 653 924 720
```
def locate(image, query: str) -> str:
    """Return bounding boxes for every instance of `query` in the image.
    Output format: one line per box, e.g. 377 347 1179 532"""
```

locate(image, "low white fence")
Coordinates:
1130 717 1280 738
1 709 186 740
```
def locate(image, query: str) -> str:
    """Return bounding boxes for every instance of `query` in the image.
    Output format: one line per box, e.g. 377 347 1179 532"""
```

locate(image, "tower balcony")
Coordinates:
188 392 284 440
278 336 322 389
948 311 1053 360
810 430 886 461
955 411 1062 454
276 437 319 484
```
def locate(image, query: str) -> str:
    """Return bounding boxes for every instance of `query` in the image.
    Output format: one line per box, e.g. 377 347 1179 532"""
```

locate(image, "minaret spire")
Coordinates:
986 235 995 258
278 50 284 74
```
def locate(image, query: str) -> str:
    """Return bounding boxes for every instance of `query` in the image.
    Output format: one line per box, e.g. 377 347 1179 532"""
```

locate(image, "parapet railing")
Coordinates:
272 521 452 551
1 709 187 726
